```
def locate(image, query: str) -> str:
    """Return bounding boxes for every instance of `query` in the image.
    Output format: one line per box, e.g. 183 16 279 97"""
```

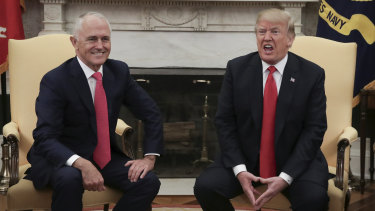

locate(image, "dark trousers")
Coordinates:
49 151 160 211
194 165 329 211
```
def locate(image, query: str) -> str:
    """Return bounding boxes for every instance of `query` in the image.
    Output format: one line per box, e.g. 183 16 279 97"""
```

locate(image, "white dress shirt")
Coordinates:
232 54 293 185
66 57 159 166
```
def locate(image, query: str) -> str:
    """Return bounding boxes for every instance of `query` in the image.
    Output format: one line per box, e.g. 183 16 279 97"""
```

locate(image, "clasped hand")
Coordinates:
237 172 288 210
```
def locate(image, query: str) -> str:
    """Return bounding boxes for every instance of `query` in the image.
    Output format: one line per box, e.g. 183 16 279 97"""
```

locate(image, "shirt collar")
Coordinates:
76 56 104 79
261 54 288 75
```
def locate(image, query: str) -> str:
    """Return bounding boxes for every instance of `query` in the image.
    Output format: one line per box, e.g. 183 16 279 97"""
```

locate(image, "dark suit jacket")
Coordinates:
215 52 328 186
26 57 163 189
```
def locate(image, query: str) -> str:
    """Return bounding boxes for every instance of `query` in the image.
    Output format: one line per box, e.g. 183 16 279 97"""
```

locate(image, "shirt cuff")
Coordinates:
279 172 293 185
66 154 81 166
144 153 160 157
233 164 247 177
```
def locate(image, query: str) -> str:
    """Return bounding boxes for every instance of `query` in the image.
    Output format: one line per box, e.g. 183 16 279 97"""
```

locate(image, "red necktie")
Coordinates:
259 66 277 178
92 72 111 169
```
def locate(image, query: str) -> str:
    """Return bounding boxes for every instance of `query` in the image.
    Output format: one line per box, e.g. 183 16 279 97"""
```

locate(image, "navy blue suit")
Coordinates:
194 52 329 211
26 57 163 211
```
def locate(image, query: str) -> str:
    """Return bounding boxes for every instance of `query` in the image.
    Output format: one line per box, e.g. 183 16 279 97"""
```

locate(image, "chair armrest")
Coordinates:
338 126 358 145
1 122 20 194
3 122 20 141
116 119 135 159
335 126 358 190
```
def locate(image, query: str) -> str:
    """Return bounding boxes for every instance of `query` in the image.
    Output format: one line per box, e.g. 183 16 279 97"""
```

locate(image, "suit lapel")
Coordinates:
248 55 264 132
274 53 299 144
69 57 96 132
102 63 114 119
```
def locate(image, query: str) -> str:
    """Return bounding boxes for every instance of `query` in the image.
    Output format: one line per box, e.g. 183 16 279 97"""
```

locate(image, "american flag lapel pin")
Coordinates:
290 77 295 83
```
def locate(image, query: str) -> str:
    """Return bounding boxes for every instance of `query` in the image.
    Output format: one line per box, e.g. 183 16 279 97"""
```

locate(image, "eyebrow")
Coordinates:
86 36 110 39
270 26 281 30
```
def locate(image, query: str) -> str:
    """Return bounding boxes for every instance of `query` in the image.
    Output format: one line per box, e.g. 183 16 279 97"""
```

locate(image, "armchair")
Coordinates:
233 36 358 211
289 36 357 211
0 34 134 211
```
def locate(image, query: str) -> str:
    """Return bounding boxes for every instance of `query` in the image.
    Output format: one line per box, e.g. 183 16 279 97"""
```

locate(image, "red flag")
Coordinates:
0 0 25 74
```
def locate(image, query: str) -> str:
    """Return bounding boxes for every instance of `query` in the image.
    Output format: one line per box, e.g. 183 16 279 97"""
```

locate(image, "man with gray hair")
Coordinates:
194 8 329 211
25 12 163 211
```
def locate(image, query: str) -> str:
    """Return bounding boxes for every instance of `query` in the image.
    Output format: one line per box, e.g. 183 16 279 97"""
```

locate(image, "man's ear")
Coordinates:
287 34 295 48
70 36 78 49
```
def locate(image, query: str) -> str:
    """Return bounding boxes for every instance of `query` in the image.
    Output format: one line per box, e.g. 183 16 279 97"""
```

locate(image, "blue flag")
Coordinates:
316 0 375 99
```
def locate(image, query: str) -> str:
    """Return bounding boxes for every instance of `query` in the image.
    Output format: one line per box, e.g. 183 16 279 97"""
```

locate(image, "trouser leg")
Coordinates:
287 180 329 211
100 151 160 211
194 164 243 211
49 166 84 211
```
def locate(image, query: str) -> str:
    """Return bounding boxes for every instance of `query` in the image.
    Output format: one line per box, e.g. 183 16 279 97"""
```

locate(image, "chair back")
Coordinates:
8 34 75 165
289 36 357 172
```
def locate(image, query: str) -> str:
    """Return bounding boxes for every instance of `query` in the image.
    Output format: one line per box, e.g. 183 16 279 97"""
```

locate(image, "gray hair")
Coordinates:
72 12 112 39
255 8 295 38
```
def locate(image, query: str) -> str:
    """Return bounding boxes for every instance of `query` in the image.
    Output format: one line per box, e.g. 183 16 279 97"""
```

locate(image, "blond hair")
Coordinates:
255 8 295 38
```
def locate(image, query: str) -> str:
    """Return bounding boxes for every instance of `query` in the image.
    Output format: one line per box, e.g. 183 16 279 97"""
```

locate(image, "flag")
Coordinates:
316 0 375 104
0 0 25 74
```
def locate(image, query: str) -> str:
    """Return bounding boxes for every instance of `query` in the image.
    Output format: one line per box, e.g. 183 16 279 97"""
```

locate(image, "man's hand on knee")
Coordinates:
125 155 156 183
72 157 106 192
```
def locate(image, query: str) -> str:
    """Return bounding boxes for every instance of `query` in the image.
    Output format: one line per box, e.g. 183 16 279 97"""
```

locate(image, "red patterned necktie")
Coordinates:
259 66 277 178
92 72 111 169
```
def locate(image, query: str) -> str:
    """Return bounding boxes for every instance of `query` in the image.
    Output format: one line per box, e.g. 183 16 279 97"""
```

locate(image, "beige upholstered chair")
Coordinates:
233 36 358 211
0 34 133 211
290 36 358 211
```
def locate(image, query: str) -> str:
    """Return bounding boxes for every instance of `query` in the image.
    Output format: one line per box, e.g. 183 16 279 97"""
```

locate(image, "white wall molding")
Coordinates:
39 0 67 35
40 0 316 34
37 0 317 67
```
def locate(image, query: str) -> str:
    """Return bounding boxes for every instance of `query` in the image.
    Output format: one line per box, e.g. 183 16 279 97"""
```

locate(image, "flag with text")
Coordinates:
0 0 25 74
316 0 375 98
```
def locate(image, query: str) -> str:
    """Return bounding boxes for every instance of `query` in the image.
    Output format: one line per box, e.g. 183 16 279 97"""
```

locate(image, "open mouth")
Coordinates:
264 44 273 53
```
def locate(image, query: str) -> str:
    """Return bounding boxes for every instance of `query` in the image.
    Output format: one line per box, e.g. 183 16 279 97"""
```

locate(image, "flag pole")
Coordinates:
1 72 6 131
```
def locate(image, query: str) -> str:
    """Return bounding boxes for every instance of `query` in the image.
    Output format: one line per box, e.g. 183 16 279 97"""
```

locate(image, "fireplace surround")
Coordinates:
36 0 318 178
39 0 317 69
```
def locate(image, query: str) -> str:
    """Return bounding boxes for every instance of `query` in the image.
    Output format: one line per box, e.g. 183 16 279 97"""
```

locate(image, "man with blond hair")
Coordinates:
194 8 329 211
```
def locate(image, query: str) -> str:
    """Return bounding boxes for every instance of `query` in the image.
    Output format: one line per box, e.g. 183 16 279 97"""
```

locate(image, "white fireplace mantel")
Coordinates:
39 0 318 68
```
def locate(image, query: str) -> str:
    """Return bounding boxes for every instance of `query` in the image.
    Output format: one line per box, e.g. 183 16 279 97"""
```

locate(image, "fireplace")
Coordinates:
119 68 224 177
36 0 318 179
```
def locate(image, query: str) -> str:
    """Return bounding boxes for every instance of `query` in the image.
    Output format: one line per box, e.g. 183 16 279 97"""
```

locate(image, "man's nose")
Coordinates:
95 39 104 48
264 31 272 40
